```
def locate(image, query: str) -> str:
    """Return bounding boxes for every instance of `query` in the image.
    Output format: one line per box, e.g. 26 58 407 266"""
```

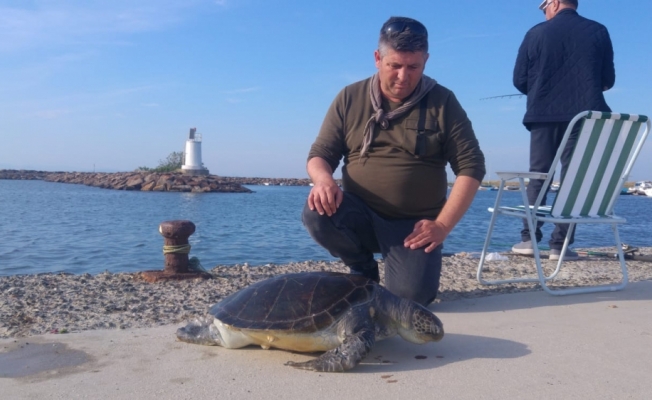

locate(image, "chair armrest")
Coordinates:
495 171 549 180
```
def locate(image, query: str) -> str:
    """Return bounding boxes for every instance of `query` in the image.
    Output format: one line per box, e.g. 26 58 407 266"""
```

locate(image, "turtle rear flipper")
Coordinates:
176 316 224 346
285 328 375 372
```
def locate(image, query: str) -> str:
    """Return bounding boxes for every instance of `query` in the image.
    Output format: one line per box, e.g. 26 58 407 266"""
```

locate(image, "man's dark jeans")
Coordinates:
522 122 580 249
302 192 442 306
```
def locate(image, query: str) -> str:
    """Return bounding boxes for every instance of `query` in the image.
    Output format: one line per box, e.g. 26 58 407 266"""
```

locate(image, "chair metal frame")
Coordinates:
477 111 651 295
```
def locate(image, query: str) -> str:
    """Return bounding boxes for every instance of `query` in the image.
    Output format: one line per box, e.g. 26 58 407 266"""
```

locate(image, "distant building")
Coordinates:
181 128 209 176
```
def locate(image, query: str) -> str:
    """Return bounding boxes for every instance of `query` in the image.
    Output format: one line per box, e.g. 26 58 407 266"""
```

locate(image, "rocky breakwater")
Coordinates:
44 172 252 193
0 169 326 189
216 176 313 186
0 169 53 180
215 176 344 187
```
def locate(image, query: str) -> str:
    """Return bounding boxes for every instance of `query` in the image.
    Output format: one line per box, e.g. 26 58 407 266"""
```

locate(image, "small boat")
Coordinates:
478 184 498 191
627 181 652 195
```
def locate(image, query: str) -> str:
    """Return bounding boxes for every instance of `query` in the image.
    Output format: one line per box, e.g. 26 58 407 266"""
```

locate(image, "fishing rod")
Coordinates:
510 244 652 262
575 244 652 262
479 93 524 100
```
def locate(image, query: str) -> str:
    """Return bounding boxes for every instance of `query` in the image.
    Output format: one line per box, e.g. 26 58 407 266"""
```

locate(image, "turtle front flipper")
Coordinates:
285 328 375 372
176 316 224 346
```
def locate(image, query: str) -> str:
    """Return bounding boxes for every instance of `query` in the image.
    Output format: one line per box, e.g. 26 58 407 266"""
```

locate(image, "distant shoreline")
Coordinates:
0 169 319 192
1 169 642 189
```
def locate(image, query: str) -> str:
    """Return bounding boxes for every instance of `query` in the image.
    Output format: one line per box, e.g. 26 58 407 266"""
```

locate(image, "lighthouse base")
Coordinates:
181 167 210 176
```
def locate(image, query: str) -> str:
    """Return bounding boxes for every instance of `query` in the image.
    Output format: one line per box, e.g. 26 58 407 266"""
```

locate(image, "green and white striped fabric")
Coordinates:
551 112 648 218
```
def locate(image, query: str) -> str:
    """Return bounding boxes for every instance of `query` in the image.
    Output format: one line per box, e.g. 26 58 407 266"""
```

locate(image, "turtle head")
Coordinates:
398 306 444 344
176 316 221 346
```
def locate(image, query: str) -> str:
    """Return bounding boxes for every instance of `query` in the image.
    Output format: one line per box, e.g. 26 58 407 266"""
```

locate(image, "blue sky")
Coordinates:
1 0 651 180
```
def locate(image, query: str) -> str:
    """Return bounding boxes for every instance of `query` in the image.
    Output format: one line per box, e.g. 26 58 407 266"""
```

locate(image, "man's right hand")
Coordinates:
306 157 343 217
308 180 343 217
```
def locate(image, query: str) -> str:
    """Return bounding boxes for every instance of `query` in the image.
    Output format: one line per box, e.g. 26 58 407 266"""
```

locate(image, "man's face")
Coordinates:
374 48 429 103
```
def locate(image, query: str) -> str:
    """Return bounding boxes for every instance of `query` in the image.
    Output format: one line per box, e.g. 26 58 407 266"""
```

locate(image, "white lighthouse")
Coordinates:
181 127 210 176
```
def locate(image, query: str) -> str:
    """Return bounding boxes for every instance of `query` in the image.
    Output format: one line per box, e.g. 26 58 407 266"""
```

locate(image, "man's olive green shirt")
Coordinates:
308 77 485 219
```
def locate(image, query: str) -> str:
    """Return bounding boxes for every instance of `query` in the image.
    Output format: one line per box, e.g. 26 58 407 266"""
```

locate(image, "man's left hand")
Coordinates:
403 219 449 253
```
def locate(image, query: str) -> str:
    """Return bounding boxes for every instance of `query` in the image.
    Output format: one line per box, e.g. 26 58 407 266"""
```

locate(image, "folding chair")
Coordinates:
477 111 651 295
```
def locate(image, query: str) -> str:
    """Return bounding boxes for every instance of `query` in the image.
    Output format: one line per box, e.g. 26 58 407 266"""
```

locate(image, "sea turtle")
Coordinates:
176 271 444 372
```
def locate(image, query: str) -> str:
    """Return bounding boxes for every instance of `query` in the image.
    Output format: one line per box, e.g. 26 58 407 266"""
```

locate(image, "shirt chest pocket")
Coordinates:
402 118 445 158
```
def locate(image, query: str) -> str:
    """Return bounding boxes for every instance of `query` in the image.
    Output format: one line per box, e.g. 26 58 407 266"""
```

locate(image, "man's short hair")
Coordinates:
378 16 429 55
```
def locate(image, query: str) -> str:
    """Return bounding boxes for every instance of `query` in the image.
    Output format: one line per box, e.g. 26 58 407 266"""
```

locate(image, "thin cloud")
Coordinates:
12 84 162 119
221 86 261 94
0 51 98 90
341 72 367 84
0 1 197 52
431 33 499 46
30 109 72 119
105 85 158 97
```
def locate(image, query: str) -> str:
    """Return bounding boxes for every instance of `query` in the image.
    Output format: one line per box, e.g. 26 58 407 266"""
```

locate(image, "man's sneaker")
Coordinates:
549 248 580 261
512 241 534 255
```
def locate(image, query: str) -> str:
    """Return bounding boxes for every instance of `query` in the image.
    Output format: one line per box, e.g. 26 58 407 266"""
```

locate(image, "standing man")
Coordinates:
302 16 485 306
512 0 615 260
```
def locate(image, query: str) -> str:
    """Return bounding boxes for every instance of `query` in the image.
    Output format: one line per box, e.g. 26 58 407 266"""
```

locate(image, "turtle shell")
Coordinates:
210 272 377 333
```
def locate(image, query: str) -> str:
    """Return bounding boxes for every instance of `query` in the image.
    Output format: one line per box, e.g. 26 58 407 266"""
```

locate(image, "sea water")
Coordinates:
1 180 650 276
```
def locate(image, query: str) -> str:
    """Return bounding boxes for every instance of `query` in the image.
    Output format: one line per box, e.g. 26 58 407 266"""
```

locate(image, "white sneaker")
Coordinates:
512 241 534 255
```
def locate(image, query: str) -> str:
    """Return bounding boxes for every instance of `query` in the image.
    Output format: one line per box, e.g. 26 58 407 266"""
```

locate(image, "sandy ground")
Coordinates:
2 280 652 399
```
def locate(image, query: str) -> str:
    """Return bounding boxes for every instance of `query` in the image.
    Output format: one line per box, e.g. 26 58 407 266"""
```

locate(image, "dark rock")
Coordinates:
141 181 156 191
126 176 144 189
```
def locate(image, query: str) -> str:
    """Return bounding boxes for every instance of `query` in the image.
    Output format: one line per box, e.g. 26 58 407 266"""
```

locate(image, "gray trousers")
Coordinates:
522 121 580 249
302 192 442 306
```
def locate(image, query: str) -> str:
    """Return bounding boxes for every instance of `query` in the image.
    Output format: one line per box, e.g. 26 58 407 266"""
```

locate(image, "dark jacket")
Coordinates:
513 9 615 127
